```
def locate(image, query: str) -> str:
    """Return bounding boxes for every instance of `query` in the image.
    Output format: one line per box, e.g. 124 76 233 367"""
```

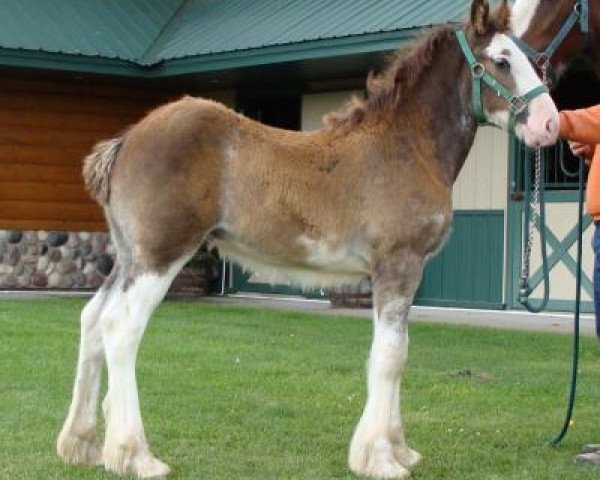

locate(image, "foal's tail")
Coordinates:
82 136 124 205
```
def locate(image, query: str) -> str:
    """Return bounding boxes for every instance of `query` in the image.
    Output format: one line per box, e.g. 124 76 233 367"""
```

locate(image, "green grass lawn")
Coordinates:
2 299 600 480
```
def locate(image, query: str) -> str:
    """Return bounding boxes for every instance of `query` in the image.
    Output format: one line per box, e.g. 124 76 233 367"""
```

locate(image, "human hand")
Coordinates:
568 141 594 164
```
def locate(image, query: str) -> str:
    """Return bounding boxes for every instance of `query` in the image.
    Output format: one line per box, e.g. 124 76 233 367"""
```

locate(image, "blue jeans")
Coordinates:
593 223 600 339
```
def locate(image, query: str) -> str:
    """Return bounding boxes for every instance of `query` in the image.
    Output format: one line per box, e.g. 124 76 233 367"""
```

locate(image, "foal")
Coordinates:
57 0 558 478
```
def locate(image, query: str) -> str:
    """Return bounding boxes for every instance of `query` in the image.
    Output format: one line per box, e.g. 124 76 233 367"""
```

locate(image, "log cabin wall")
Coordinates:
0 71 233 290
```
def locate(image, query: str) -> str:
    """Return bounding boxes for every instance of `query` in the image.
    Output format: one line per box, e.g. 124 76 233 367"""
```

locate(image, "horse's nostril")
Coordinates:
545 117 557 134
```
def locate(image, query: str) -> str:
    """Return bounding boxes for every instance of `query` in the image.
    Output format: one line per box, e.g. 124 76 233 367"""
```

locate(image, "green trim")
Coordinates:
0 29 422 78
527 216 593 296
511 299 594 314
414 298 505 310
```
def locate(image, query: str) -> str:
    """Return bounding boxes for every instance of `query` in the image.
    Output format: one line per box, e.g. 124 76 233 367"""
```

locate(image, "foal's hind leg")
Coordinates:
349 251 424 479
57 287 109 466
100 257 188 478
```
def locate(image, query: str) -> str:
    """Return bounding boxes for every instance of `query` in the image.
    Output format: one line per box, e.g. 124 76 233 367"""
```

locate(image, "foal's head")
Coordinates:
512 0 589 73
466 0 558 146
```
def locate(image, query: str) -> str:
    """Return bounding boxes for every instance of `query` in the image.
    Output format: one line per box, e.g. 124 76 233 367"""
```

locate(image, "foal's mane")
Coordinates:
324 25 457 132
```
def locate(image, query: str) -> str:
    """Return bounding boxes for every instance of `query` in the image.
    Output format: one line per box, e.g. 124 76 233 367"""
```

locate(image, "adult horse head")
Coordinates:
56 0 557 479
512 0 596 78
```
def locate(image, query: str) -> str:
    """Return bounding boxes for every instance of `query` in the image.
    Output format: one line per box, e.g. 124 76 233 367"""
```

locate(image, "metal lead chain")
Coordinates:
520 64 548 287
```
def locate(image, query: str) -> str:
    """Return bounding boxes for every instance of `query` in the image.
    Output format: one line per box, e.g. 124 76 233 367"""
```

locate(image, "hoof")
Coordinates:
57 429 102 466
350 438 412 479
394 448 422 468
103 445 170 478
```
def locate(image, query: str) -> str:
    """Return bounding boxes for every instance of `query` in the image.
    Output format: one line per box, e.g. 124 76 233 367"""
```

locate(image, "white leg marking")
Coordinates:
57 289 108 466
349 298 419 479
101 259 186 478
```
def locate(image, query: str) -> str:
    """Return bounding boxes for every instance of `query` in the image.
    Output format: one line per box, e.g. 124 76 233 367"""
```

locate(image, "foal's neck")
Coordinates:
392 35 477 185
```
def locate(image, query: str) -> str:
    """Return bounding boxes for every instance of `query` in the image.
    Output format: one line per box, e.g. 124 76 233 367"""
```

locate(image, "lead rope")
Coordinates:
516 61 585 444
519 62 550 313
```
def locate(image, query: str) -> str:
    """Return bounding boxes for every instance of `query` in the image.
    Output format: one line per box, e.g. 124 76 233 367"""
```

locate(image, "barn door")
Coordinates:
507 137 594 312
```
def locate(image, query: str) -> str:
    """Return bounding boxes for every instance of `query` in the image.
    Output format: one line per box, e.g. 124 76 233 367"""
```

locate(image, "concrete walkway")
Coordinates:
1 290 596 337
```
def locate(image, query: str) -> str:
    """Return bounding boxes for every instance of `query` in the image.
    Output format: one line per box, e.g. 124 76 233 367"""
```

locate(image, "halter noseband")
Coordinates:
511 0 589 69
456 30 548 130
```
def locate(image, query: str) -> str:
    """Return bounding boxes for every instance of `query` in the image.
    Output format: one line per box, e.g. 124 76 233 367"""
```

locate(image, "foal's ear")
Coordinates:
492 0 511 32
470 0 490 35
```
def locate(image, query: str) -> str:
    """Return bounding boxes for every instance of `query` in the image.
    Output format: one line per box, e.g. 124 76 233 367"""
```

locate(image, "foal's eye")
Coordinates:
494 58 510 70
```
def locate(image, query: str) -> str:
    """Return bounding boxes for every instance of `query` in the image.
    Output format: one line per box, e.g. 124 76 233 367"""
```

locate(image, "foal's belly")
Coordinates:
211 229 371 288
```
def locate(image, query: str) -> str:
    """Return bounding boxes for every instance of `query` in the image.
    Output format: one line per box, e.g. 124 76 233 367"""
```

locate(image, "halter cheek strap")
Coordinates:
456 30 548 130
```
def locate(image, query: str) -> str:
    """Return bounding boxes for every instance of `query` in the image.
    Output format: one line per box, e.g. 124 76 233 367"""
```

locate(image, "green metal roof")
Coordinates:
0 0 471 77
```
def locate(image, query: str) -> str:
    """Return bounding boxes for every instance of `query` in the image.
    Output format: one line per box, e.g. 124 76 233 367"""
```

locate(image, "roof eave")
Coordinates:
0 28 429 78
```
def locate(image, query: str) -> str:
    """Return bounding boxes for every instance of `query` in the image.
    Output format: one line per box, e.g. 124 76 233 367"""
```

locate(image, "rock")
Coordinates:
2 274 18 287
72 248 82 260
60 275 74 288
21 255 37 266
38 231 48 241
83 263 97 275
7 230 22 244
106 244 117 256
48 248 62 262
31 273 48 287
78 232 91 241
86 273 103 289
96 254 114 276
17 275 31 288
72 272 86 287
24 231 38 245
37 256 49 272
48 272 62 288
80 242 92 256
6 246 20 266
67 233 79 248
47 232 68 247
12 262 24 276
57 260 76 275
0 264 12 275
27 245 39 256
40 244 48 255
59 246 71 259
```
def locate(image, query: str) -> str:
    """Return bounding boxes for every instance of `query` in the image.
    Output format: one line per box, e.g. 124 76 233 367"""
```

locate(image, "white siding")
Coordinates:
301 91 362 131
453 127 509 211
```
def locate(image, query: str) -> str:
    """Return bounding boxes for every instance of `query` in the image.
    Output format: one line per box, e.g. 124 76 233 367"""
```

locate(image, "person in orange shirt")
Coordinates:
558 105 600 465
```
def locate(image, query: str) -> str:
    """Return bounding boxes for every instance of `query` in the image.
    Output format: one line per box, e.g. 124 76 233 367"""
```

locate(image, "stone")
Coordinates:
47 232 68 247
37 256 49 272
0 231 8 243
17 275 31 288
86 273 103 289
48 248 62 262
2 274 18 287
80 242 92 256
40 244 48 255
12 262 24 276
48 272 62 288
96 254 114 276
0 264 12 275
57 260 76 275
72 248 82 260
27 245 39 256
83 263 97 275
24 231 38 245
31 273 48 287
59 246 71 259
60 276 74 288
38 231 48 241
67 233 79 248
21 255 37 266
78 232 91 241
72 272 86 287
7 230 22 244
6 246 20 266
18 244 28 254
106 245 117 256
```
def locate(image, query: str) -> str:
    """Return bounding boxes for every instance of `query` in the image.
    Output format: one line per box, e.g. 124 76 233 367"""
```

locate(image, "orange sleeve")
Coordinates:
559 105 600 144
585 148 600 219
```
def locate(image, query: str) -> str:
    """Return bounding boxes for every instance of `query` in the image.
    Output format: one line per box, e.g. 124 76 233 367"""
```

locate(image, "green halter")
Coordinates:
455 30 548 131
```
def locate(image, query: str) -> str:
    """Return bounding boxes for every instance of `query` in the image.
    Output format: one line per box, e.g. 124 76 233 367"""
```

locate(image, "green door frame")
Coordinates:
506 136 594 312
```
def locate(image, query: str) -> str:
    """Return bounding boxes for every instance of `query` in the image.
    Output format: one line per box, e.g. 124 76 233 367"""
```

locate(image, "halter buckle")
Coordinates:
471 62 485 79
509 96 528 115
574 1 583 15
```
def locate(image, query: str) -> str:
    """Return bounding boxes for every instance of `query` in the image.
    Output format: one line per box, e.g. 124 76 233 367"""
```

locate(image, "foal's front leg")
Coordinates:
349 252 424 479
